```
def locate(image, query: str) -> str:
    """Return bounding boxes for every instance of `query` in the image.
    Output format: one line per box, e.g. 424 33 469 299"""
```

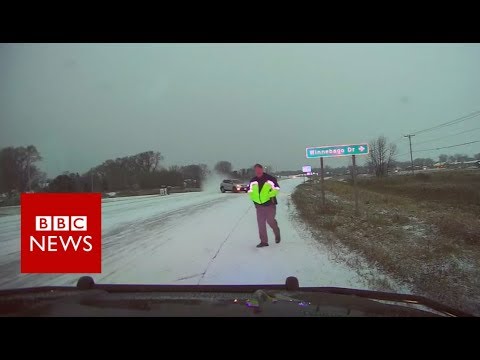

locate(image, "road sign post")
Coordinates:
352 155 359 215
306 143 369 214
320 157 325 206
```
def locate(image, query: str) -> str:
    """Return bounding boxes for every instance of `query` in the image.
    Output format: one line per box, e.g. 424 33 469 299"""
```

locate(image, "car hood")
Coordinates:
0 276 470 317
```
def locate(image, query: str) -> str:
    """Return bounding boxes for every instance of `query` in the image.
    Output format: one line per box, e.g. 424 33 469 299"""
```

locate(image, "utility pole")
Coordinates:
320 157 325 206
91 172 94 192
404 134 415 175
352 155 359 215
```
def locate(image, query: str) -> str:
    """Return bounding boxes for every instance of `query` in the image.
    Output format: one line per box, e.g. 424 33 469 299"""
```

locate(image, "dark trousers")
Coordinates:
256 204 280 244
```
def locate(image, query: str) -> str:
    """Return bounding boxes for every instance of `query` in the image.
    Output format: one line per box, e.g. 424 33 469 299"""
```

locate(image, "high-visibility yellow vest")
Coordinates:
248 178 279 205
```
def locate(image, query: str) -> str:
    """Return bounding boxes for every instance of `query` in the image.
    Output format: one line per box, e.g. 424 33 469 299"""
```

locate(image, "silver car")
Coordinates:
220 179 249 193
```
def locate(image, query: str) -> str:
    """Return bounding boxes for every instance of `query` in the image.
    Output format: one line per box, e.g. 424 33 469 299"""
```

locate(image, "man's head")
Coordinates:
254 163 264 177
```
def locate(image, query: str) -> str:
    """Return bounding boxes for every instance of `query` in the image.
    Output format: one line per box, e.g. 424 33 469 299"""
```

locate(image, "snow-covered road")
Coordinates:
0 178 366 289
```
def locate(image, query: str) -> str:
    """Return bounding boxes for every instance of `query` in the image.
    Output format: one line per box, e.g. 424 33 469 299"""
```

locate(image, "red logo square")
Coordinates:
21 193 102 273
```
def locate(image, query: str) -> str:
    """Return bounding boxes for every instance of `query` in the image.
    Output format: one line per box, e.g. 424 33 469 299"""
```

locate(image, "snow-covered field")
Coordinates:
0 178 367 289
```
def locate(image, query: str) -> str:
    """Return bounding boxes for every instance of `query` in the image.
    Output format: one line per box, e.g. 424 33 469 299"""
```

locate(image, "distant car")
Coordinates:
220 179 248 193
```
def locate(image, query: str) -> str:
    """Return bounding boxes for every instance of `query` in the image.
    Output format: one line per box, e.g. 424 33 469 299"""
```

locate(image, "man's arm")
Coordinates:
267 175 280 198
247 177 257 193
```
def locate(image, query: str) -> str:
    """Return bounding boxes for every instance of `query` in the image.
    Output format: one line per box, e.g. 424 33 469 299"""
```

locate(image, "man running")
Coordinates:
248 164 281 248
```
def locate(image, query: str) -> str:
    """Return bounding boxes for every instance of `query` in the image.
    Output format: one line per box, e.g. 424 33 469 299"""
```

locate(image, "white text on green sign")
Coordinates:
306 144 369 158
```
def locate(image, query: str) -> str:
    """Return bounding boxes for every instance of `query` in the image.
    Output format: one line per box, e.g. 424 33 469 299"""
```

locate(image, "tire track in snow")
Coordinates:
196 204 253 285
97 197 229 282
0 194 231 289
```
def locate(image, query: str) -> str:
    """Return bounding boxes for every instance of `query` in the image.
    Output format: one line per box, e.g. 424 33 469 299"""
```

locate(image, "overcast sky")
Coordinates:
1 43 479 177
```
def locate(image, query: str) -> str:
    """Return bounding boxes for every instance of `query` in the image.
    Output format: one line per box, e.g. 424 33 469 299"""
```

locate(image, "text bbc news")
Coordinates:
30 215 92 252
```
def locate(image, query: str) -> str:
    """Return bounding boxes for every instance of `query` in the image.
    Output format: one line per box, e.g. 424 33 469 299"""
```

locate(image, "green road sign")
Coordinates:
306 143 369 159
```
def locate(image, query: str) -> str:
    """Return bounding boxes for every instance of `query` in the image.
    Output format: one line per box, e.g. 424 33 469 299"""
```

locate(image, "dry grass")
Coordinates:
292 172 480 315
431 213 480 246
356 171 480 209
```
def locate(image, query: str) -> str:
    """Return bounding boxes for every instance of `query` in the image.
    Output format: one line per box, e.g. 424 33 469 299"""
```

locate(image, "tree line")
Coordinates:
0 145 264 197
0 146 212 194
366 136 479 177
1 142 478 195
0 146 264 197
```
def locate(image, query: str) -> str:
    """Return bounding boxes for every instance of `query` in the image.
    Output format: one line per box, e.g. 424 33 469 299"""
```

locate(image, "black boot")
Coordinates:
256 242 269 248
275 228 281 243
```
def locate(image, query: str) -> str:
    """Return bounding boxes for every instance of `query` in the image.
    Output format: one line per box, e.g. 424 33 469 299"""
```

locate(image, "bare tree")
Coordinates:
0 145 43 192
368 136 397 177
238 167 254 180
23 145 43 191
454 153 469 163
135 151 163 173
214 161 232 175
198 164 210 178
438 154 448 163
180 164 209 186
48 174 76 193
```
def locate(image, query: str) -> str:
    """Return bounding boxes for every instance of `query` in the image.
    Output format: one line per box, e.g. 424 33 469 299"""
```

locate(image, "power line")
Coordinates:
414 110 480 135
391 111 479 146
391 136 406 145
418 140 479 152
397 140 480 157
415 127 480 145
411 110 480 136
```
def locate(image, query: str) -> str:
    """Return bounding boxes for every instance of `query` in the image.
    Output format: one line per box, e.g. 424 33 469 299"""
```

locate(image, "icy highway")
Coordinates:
0 178 365 289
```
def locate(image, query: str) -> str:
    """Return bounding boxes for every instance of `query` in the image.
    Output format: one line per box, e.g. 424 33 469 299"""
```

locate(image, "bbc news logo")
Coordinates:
21 193 101 273
32 216 92 252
